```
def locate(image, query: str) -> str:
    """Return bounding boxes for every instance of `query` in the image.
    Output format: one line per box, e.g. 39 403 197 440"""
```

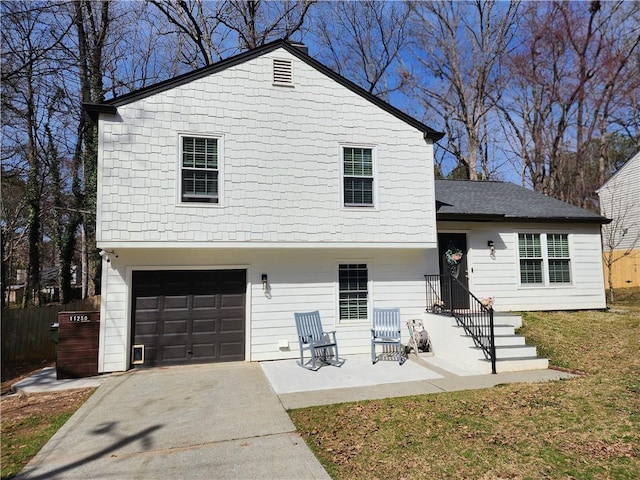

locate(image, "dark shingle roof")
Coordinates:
435 180 609 224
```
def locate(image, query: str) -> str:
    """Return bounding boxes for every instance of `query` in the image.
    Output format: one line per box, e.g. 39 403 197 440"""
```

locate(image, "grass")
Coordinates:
1 413 74 479
290 288 640 479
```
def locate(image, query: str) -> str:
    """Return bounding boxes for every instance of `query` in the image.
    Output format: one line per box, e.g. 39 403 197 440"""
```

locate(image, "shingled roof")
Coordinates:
435 180 609 224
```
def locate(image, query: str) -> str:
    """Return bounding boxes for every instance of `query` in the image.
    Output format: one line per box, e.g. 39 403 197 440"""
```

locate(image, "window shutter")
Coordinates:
273 59 293 85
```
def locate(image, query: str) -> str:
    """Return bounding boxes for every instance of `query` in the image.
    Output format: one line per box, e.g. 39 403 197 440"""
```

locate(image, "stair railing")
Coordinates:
424 274 496 374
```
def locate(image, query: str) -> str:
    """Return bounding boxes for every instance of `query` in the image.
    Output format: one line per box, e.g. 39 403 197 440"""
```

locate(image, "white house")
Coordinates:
597 151 640 289
86 40 608 374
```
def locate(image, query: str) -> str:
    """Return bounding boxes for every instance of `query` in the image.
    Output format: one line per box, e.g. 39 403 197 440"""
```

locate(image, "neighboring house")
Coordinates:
596 151 640 289
85 40 608 374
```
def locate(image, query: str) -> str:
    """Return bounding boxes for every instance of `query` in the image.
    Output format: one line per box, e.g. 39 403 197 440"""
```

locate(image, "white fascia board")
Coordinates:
97 241 437 249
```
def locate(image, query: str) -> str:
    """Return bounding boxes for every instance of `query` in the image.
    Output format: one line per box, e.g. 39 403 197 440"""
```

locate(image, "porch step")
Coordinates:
423 312 549 374
495 344 538 359
492 356 549 373
493 334 526 347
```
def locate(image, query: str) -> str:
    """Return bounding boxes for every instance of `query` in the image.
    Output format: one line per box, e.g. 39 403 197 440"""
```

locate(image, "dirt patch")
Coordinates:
1 389 94 423
1 361 54 396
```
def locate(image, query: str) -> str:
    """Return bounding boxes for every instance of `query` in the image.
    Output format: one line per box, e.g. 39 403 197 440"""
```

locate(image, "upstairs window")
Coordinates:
518 233 571 285
181 136 218 203
343 147 374 207
338 264 369 321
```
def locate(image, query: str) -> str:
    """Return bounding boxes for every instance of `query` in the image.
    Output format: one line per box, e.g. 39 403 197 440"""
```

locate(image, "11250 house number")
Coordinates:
69 314 90 323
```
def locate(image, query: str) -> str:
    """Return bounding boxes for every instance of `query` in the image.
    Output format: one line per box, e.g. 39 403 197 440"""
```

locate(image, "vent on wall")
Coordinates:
273 58 293 86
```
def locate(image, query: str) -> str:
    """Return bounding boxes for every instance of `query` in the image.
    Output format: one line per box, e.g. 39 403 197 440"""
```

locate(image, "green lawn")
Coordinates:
290 291 640 479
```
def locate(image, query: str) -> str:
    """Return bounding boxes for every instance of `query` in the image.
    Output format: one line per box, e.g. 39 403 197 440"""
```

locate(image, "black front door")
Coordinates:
438 233 469 309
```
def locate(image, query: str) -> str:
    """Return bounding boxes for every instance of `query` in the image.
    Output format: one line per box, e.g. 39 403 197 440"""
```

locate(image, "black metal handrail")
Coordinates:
424 274 496 374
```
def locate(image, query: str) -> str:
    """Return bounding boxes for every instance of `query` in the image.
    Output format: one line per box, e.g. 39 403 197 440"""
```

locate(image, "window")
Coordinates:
518 233 543 284
338 264 368 321
343 147 374 207
547 234 571 283
181 136 218 203
518 233 571 285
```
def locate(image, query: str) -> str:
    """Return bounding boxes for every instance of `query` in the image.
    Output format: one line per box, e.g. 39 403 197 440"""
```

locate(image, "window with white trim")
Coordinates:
518 233 571 285
181 136 219 203
338 264 368 321
343 147 374 207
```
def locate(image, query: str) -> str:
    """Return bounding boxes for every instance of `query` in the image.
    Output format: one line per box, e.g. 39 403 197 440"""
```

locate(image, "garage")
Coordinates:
131 269 246 367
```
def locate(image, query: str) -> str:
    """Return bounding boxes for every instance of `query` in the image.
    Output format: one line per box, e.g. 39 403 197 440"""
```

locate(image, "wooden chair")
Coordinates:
371 308 404 364
294 311 343 371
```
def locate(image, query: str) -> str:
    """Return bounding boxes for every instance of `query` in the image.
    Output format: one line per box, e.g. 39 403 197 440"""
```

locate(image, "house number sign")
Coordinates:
69 314 90 323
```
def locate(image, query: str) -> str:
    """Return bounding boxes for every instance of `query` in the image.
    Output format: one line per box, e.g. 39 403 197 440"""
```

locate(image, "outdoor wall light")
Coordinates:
487 240 496 257
261 273 268 291
99 249 117 262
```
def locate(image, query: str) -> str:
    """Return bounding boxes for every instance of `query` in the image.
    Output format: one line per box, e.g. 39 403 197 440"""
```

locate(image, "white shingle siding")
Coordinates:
98 248 428 372
97 48 436 247
437 222 606 311
598 151 640 252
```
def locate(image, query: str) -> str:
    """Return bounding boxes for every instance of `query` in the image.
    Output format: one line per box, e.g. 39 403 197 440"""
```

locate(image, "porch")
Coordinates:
260 354 571 409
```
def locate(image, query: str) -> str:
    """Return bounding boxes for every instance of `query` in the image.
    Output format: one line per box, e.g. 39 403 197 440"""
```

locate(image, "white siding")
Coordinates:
598 151 640 251
438 222 606 311
99 248 429 373
97 47 436 247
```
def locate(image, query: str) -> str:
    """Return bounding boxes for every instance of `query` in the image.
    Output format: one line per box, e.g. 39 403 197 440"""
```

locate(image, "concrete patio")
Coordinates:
260 354 575 409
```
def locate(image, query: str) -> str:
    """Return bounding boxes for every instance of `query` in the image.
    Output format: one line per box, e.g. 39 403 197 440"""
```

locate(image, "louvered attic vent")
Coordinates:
273 58 293 86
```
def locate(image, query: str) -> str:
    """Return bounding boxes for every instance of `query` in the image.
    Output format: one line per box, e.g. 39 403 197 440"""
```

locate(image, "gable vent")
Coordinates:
273 58 293 86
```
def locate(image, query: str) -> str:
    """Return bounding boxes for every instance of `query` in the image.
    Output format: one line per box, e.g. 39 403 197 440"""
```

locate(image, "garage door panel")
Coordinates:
164 296 189 309
192 319 216 332
220 318 244 333
136 296 160 310
164 320 188 334
193 295 216 308
135 321 158 336
191 343 216 358
132 269 245 367
220 342 244 360
162 344 188 360
220 294 244 308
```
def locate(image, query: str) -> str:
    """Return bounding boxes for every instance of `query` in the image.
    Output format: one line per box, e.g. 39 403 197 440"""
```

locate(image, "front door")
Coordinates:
438 233 469 309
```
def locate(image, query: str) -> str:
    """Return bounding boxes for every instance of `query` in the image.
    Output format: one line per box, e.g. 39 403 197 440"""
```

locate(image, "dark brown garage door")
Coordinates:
131 269 246 367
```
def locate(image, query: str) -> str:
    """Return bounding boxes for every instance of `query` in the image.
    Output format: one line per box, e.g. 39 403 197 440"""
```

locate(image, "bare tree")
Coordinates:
150 0 314 69
311 0 413 99
498 1 640 206
149 0 227 68
407 0 520 180
1 1 72 306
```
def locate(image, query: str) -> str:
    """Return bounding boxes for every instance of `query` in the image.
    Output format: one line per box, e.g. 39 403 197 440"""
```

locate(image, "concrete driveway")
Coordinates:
17 363 330 480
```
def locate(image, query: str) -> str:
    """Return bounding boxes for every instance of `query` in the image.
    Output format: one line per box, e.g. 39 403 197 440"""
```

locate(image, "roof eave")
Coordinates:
437 213 610 224
82 103 117 122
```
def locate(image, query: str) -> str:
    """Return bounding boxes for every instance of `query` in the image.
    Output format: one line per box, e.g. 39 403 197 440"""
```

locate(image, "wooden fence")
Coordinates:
1 296 101 363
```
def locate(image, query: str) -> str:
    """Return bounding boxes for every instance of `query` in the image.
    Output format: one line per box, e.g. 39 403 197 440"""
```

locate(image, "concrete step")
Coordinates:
494 356 549 373
495 345 539 359
493 313 523 329
493 334 526 347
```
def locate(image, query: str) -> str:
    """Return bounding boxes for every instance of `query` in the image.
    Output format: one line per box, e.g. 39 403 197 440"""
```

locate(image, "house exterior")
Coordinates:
434 180 609 311
86 41 609 374
597 151 640 289
86 40 443 373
